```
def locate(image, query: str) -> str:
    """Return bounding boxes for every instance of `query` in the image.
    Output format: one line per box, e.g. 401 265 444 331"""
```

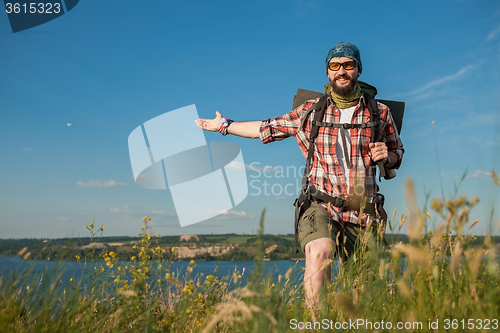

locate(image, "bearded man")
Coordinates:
195 42 404 314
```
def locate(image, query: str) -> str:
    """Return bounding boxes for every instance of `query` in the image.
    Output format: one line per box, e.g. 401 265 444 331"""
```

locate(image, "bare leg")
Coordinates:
303 237 334 319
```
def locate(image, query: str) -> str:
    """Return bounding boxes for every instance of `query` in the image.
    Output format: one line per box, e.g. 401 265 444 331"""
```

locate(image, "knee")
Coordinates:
306 244 333 266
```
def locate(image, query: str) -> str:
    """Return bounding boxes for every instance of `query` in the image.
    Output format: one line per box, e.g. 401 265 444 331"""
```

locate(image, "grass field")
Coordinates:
225 236 254 244
0 178 499 332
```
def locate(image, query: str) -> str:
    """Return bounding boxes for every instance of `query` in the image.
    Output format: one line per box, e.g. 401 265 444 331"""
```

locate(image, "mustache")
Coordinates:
334 73 352 81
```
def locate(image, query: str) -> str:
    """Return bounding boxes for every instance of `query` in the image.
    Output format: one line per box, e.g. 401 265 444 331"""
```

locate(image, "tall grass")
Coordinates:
0 179 499 332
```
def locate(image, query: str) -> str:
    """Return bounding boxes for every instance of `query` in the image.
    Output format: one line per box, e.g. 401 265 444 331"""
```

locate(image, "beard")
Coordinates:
330 73 357 97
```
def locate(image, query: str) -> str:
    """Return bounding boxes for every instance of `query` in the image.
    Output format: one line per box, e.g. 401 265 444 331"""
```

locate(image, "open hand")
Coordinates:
369 142 388 164
194 111 223 132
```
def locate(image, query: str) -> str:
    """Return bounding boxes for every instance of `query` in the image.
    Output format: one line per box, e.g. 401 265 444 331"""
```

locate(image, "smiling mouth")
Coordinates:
335 77 350 85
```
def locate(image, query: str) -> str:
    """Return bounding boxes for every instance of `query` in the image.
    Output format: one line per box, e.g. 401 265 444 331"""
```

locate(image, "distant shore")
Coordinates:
0 233 497 262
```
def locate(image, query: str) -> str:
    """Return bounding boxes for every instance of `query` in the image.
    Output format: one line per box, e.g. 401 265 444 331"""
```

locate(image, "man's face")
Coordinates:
327 56 361 97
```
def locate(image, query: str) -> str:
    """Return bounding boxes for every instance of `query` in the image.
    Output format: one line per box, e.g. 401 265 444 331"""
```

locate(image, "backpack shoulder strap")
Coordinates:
299 94 328 135
364 94 380 142
364 94 386 179
301 94 328 173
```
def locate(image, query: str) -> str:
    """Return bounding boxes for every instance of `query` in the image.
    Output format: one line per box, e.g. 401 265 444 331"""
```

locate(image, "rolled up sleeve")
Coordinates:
259 107 302 144
259 100 317 144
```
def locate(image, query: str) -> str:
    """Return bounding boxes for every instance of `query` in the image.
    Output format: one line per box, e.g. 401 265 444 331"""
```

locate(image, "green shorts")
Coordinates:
298 201 362 260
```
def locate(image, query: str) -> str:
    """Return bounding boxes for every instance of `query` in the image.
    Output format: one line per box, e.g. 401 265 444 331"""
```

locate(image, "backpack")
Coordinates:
292 81 405 251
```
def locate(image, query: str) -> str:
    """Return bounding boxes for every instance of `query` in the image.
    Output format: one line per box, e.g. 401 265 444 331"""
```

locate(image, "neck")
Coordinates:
325 83 361 109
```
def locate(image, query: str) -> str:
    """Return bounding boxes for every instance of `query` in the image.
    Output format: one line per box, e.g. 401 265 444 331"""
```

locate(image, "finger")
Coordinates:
216 111 222 118
369 143 375 148
372 152 387 162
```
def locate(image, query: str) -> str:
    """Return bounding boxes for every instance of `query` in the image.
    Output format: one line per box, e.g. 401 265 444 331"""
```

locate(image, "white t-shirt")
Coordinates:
335 105 356 191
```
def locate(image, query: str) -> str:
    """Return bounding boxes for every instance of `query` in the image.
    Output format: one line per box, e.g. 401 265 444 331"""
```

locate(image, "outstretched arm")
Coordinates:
195 111 261 139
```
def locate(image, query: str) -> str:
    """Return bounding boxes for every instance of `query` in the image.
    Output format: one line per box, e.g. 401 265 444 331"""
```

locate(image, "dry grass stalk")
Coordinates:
393 243 428 265
464 248 484 279
224 287 259 301
396 279 411 298
317 259 333 272
450 240 462 273
118 290 137 297
17 247 28 256
414 208 425 239
400 214 407 229
469 219 479 230
202 298 276 333
491 170 500 186
378 259 386 279
431 223 446 248
264 244 278 254
404 179 418 240
166 277 182 286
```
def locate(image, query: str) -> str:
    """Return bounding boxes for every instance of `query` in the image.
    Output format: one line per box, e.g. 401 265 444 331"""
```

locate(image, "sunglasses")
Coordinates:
327 60 357 71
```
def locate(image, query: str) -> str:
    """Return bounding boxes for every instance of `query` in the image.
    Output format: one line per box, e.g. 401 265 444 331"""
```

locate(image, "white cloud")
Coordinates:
23 148 31 151
439 172 455 177
225 161 246 171
76 180 128 188
486 25 500 42
402 65 474 98
467 170 493 179
56 217 69 222
100 204 138 214
215 210 255 220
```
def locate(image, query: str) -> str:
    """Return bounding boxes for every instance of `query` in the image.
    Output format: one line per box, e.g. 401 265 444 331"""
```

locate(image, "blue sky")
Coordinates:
1 0 499 239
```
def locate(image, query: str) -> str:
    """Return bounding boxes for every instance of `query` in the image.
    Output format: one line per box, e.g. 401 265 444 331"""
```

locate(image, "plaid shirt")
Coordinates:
259 92 404 226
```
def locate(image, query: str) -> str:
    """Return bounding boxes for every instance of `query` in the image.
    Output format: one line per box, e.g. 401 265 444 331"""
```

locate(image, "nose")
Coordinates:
337 66 347 75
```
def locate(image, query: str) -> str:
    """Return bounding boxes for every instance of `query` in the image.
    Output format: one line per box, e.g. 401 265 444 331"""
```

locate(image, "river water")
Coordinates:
0 256 306 286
